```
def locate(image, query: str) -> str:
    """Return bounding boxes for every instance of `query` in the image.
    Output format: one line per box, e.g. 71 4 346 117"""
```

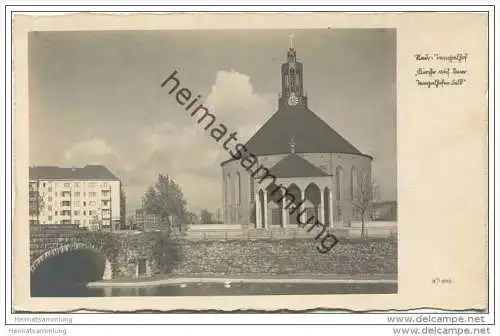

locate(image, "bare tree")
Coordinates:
352 173 379 238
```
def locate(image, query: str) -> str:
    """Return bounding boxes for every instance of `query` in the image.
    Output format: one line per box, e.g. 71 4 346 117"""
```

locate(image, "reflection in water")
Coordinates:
38 282 397 297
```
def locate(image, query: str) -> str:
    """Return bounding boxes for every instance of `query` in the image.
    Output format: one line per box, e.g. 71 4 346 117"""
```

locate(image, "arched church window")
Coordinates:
336 166 343 201
223 174 227 205
250 177 255 204
226 174 231 204
236 172 241 205
350 167 357 200
289 73 296 89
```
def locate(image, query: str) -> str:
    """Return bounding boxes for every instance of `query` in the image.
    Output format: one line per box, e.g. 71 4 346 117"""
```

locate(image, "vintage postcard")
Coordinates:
11 12 489 313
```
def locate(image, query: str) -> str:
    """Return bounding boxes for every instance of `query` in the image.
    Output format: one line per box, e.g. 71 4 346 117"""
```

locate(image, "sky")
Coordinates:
28 29 397 216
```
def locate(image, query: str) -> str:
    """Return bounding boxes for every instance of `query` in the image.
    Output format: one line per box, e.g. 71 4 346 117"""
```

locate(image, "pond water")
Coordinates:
31 282 397 297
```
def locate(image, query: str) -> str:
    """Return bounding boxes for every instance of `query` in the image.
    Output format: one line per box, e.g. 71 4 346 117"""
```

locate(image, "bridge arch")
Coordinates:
30 242 113 281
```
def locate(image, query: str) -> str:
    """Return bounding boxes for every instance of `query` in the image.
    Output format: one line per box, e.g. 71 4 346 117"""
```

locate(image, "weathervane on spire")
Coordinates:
289 33 294 49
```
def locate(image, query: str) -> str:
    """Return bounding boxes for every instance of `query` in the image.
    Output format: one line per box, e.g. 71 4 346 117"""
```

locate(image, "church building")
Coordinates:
221 42 373 228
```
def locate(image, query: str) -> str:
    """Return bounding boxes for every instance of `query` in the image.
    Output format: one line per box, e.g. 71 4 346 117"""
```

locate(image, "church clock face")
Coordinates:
288 93 298 106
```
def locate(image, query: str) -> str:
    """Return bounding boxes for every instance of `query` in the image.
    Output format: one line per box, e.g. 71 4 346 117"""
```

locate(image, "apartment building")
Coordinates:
29 165 122 231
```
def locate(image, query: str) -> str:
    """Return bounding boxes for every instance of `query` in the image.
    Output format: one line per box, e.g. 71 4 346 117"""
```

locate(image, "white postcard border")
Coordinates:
3 4 497 326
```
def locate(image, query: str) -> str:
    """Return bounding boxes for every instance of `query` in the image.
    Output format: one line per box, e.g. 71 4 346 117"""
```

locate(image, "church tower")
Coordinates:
222 37 373 229
279 36 308 108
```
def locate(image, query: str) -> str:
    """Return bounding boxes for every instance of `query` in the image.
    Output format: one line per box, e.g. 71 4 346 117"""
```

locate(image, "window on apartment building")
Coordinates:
102 200 110 206
75 220 80 225
55 211 58 215
74 192 80 197
62 191 70 197
48 216 52 221
83 192 86 196
101 190 110 197
89 210 93 216
89 192 97 197
43 182 46 187
73 201 80 207
90 201 96 206
74 211 79 216
48 205 52 211
83 211 86 216
101 182 108 187
61 201 70 207
55 192 58 196
74 182 80 188
83 201 86 206
88 182 96 188
48 196 52 202
48 187 52 192
64 182 70 188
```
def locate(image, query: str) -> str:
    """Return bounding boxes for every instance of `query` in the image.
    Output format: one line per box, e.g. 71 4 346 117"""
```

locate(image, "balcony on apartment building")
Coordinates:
101 209 111 219
101 199 111 209
59 210 72 217
60 191 71 198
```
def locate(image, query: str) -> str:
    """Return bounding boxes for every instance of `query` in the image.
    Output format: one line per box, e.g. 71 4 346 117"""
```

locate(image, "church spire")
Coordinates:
279 35 307 108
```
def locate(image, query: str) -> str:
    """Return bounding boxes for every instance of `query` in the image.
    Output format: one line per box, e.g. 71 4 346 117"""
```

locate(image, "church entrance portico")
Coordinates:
254 177 337 229
304 183 321 225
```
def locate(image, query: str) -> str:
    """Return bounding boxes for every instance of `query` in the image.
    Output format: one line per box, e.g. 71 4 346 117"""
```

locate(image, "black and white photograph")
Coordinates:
28 28 398 297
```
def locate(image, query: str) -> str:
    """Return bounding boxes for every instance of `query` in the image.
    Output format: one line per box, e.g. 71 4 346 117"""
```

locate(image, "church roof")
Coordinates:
269 153 330 178
244 105 369 157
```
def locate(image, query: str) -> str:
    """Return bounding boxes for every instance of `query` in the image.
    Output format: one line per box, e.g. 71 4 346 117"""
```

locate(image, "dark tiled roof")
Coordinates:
29 165 119 181
269 154 330 178
245 105 368 157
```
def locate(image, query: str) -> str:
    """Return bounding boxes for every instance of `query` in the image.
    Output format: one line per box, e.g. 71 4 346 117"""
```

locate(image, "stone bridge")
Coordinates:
30 225 178 291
